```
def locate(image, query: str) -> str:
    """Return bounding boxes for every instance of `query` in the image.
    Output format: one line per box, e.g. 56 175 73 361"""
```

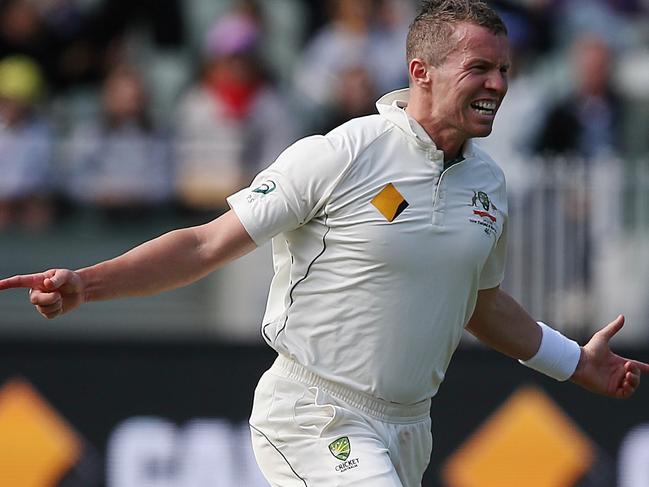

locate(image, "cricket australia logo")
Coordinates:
469 190 498 236
329 437 361 473
252 180 276 195
329 437 350 461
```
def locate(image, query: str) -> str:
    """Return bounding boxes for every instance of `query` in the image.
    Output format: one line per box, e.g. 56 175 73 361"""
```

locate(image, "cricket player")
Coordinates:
1 1 648 486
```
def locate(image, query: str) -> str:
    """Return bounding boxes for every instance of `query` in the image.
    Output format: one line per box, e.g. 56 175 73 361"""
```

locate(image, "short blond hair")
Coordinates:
407 0 507 66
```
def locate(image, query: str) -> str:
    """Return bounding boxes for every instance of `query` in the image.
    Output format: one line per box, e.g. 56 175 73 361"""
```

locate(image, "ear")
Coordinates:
408 58 432 88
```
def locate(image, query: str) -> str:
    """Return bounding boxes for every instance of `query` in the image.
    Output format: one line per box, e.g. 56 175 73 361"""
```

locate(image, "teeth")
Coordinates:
472 100 496 110
471 100 496 115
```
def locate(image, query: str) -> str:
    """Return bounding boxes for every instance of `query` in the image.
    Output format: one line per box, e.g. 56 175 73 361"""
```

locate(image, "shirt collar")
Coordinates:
376 88 476 159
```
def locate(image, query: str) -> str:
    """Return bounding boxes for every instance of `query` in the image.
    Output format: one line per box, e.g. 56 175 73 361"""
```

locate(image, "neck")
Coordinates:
405 90 466 162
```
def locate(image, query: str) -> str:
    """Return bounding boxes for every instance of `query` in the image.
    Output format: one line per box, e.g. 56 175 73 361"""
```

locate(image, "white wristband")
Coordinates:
518 322 582 381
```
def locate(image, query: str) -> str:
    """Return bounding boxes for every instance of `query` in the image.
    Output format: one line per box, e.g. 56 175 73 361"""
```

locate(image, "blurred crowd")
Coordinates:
1 0 649 233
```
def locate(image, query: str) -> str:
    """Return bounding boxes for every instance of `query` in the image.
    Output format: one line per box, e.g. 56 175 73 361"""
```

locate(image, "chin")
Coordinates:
469 127 493 138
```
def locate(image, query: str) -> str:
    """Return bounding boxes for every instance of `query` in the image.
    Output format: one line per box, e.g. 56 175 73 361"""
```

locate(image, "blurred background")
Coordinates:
0 0 648 486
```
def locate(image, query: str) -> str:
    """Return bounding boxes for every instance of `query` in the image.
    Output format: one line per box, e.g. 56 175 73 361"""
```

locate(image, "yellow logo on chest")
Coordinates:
371 183 409 222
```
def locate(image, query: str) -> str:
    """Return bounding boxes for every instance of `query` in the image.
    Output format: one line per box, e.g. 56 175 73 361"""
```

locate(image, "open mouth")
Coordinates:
470 100 497 116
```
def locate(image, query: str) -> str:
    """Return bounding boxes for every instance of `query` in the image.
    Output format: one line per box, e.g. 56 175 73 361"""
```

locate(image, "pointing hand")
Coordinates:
0 269 85 319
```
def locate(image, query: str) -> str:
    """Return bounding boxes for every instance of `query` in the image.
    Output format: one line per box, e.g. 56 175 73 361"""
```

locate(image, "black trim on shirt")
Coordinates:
250 424 309 486
276 212 331 340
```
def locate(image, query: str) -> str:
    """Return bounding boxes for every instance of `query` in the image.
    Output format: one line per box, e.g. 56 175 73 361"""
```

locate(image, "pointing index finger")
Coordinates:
0 273 49 291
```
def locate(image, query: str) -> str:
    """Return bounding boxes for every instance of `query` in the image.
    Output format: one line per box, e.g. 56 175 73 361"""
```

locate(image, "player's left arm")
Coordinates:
466 286 649 398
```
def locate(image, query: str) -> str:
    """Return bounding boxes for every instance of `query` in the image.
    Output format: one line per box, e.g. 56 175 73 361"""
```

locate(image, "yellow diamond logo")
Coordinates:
442 386 594 487
371 183 409 222
0 378 82 487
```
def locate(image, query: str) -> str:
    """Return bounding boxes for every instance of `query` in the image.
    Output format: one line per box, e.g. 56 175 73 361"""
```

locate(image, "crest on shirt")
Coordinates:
468 190 498 236
371 183 409 222
329 436 360 473
252 180 276 195
329 436 351 461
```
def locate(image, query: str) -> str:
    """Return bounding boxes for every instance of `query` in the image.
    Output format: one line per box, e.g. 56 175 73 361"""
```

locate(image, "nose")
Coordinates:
485 69 508 96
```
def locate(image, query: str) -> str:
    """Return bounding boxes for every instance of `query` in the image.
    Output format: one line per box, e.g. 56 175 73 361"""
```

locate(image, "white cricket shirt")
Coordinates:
227 89 508 404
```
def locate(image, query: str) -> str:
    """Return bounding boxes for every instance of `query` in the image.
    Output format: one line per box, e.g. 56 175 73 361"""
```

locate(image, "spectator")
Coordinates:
491 0 555 62
533 33 623 157
550 0 645 51
0 0 103 95
91 0 185 50
370 0 413 94
293 0 411 122
175 9 295 212
37 0 103 92
0 55 55 231
63 64 174 218
312 64 379 135
531 33 624 332
0 0 54 81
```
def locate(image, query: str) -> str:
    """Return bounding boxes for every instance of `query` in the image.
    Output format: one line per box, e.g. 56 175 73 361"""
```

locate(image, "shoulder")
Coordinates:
327 113 390 137
263 115 390 187
325 114 393 158
471 143 506 184
269 115 393 178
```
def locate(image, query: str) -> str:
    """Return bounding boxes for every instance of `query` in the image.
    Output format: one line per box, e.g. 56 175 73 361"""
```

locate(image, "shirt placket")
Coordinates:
427 149 445 226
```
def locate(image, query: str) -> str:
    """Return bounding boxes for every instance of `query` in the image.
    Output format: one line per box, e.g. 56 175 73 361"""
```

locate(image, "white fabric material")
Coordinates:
519 321 582 381
249 359 432 487
227 88 508 404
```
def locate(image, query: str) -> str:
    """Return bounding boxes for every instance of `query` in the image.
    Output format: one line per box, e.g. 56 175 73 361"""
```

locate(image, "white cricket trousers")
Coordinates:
249 355 433 487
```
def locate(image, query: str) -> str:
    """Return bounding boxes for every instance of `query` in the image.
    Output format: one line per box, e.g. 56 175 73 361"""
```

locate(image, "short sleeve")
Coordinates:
227 134 351 246
479 215 508 289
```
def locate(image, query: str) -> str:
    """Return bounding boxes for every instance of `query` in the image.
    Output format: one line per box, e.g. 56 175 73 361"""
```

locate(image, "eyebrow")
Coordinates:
466 57 511 70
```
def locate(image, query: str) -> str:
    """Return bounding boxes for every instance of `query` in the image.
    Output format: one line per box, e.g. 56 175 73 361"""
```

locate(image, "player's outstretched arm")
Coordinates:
465 286 542 361
0 210 256 319
570 315 649 399
466 287 649 399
